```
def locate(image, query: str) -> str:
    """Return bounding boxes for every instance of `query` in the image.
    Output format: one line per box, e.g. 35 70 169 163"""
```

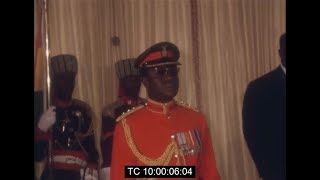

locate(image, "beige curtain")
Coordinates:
37 0 285 179
198 0 285 179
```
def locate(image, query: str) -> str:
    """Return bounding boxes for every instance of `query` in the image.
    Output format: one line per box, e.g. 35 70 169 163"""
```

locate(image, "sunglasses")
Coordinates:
150 66 180 76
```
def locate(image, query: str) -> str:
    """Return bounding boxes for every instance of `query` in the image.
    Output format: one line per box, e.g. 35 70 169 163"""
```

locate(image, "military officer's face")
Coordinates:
143 65 179 103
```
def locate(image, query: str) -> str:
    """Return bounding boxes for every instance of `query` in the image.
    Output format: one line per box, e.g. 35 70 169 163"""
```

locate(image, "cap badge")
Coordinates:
161 46 168 57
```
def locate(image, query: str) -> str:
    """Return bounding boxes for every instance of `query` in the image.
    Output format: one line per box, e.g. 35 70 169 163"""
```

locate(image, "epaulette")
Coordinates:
115 105 145 122
176 100 199 112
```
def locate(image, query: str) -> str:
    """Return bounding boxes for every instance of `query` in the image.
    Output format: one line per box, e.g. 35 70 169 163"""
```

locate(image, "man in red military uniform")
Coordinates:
100 58 145 179
110 42 221 179
34 54 99 180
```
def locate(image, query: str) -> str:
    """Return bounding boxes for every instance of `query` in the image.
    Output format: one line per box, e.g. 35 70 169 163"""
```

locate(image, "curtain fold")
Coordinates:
197 0 285 179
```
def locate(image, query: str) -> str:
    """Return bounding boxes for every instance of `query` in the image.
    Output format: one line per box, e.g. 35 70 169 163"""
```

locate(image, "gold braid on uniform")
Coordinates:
176 100 199 112
115 105 145 122
122 118 181 166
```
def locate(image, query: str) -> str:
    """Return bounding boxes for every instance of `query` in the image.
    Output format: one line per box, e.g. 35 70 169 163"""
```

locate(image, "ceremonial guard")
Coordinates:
35 54 99 180
100 58 145 179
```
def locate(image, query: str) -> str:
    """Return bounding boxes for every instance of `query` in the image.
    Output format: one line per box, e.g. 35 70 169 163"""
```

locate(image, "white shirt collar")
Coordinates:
280 64 286 75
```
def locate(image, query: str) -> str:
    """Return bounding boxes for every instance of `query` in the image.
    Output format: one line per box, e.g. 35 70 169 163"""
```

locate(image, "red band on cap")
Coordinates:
140 51 174 66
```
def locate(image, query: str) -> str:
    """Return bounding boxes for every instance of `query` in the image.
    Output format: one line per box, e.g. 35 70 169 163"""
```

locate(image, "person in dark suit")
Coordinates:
242 33 286 180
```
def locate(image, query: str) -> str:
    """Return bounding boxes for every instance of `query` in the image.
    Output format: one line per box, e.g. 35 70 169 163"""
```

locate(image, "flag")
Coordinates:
34 0 44 126
34 0 44 92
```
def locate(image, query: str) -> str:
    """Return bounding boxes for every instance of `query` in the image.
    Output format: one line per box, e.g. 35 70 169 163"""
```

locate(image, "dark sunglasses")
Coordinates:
150 66 180 76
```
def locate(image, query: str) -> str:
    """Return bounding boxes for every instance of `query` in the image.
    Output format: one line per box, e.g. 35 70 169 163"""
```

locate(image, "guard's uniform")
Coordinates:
34 54 98 180
110 42 220 180
100 58 146 178
35 99 99 180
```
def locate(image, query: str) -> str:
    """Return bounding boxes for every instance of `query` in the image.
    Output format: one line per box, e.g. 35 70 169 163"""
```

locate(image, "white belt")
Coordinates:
53 155 87 167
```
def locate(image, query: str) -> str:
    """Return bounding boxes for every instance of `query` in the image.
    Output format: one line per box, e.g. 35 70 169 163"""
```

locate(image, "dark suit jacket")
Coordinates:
242 66 286 180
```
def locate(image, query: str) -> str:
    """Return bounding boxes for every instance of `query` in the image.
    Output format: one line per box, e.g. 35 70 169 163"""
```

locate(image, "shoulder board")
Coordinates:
116 105 145 122
176 100 199 112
